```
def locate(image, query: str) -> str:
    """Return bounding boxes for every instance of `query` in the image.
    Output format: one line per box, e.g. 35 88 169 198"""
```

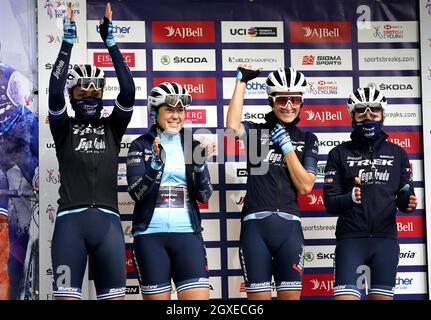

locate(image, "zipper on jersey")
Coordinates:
368 144 375 237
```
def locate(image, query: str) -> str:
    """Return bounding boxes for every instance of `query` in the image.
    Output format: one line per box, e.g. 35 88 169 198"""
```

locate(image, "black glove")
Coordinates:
236 67 261 83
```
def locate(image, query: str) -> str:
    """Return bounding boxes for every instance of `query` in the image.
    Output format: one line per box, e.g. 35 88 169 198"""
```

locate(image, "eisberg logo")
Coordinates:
185 109 206 124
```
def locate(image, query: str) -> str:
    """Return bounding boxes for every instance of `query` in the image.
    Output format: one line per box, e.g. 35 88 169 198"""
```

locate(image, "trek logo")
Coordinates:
290 22 351 43
152 22 215 43
229 27 277 37
93 52 136 68
347 159 394 167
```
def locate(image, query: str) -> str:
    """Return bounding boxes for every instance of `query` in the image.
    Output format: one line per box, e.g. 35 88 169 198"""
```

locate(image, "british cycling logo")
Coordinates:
307 80 338 96
46 1 80 19
372 24 404 40
46 169 59 184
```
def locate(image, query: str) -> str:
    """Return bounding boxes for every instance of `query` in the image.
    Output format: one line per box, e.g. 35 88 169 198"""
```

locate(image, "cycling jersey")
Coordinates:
48 41 135 214
241 114 319 219
323 131 414 239
126 124 213 234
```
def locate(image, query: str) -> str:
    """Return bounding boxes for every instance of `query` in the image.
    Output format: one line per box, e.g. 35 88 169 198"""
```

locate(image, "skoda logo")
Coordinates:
304 251 314 262
161 55 171 65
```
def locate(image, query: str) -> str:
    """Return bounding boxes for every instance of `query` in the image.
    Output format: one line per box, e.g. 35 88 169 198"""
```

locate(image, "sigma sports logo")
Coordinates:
229 27 277 37
153 77 216 99
290 22 351 43
372 24 404 40
307 80 338 96
152 21 215 43
302 55 342 66
185 109 206 124
93 52 135 68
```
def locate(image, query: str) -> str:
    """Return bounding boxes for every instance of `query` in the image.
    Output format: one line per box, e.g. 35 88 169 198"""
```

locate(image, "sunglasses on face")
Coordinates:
77 78 106 91
164 94 192 108
354 103 383 116
73 88 103 99
271 95 303 109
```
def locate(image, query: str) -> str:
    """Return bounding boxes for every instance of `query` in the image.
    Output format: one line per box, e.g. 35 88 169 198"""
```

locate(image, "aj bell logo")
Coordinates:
305 110 342 122
310 279 333 292
307 194 323 205
302 27 340 39
165 26 203 38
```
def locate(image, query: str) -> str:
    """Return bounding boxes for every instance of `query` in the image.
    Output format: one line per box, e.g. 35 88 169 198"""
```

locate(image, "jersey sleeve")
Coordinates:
106 44 135 140
126 138 163 203
0 169 8 217
48 41 73 145
302 132 319 175
323 147 354 215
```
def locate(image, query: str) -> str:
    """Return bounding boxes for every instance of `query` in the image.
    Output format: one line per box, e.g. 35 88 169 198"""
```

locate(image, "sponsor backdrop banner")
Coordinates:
0 0 38 300
420 0 431 299
36 0 428 300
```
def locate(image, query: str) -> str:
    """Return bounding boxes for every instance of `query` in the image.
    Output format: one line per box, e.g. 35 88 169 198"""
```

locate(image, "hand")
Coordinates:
400 184 418 213
99 2 115 47
63 2 77 44
236 65 262 84
351 177 361 204
269 123 294 155
193 142 216 172
150 137 164 170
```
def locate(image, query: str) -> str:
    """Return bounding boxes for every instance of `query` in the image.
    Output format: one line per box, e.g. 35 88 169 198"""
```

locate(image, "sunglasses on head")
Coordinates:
271 95 303 109
77 78 106 91
354 103 383 115
164 94 192 108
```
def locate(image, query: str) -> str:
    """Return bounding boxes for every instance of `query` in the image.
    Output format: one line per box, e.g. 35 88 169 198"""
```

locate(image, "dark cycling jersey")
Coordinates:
241 114 319 219
323 131 414 239
48 41 135 213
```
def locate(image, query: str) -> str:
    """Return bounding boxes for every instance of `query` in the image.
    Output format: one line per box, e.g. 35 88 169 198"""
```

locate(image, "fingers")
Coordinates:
406 195 418 212
153 137 161 156
354 177 361 187
106 2 112 21
67 2 73 20
206 143 217 159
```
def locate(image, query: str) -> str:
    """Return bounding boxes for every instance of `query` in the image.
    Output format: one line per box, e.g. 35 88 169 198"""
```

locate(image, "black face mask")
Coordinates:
71 98 103 122
352 119 383 142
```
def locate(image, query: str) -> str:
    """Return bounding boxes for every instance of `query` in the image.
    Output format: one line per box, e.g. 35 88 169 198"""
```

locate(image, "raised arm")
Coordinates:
226 66 261 138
